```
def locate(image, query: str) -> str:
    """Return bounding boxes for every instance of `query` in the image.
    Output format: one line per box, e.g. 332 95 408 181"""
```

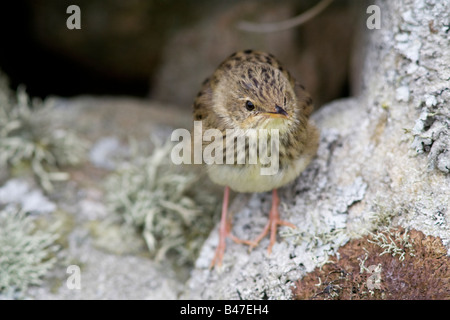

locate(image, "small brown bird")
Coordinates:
193 50 319 267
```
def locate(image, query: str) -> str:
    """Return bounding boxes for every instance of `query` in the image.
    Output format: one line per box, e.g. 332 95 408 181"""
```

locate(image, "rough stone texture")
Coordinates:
362 0 450 175
182 0 449 299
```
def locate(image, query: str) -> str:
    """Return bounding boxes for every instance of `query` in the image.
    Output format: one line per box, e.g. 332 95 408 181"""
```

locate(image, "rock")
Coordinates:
0 179 56 214
27 242 184 300
89 137 126 170
182 0 450 299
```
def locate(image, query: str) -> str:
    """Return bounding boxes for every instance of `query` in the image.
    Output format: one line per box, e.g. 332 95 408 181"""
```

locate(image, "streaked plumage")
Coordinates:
192 50 319 267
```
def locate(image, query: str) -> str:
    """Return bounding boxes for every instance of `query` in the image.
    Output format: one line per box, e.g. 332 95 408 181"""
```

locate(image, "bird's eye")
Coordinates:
245 100 255 111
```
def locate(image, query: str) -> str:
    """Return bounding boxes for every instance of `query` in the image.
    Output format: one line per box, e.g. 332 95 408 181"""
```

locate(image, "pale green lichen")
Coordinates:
0 73 88 191
104 139 219 267
0 206 59 297
367 227 415 261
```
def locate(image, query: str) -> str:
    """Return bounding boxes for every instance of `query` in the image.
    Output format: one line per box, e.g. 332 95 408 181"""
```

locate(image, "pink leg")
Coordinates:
249 189 296 254
210 188 296 268
210 186 258 268
210 186 230 268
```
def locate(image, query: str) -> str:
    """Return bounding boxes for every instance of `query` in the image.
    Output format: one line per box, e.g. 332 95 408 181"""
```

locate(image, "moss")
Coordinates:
293 227 450 300
0 206 59 297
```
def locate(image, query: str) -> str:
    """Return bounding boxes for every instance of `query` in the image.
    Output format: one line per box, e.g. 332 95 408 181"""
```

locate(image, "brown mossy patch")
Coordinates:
293 228 450 300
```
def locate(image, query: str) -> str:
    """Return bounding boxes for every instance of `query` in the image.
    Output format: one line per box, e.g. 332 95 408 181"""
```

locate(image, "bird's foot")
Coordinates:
210 229 255 268
210 188 296 268
229 233 258 247
246 207 296 254
246 189 296 254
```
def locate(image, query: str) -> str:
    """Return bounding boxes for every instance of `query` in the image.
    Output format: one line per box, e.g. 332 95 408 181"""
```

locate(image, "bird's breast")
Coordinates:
206 154 311 193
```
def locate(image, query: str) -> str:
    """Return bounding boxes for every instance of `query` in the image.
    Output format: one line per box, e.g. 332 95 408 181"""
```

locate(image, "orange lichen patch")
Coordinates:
293 228 450 300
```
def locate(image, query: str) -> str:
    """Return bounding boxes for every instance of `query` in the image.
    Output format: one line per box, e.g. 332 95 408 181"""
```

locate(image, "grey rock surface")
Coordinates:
0 179 56 214
28 238 184 300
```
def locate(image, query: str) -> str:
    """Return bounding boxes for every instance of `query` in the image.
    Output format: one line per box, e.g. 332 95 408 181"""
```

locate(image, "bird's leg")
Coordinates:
210 188 296 267
210 186 257 268
210 186 231 268
248 189 296 254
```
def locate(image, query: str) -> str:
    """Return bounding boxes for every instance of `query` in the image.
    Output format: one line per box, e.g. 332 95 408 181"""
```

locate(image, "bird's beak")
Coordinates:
263 105 288 119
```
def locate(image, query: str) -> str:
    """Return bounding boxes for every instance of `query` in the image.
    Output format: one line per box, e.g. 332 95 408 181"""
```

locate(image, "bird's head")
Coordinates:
211 55 310 134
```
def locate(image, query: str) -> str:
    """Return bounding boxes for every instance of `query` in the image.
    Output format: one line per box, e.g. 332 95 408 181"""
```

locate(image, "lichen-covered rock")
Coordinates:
0 86 88 192
182 0 449 299
21 98 194 300
364 0 450 174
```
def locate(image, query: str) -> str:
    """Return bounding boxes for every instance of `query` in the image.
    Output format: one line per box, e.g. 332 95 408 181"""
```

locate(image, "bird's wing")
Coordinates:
193 77 214 125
